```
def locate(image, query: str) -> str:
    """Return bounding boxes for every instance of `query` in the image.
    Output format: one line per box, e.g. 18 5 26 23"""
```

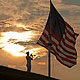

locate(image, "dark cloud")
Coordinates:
0 14 11 20
14 36 39 47
0 26 28 32
22 8 48 19
15 41 35 47
16 17 46 30
17 0 38 9
15 0 49 25
60 10 70 17
0 0 49 29
62 0 80 5
0 47 3 49
60 10 80 17
7 39 17 43
0 22 7 25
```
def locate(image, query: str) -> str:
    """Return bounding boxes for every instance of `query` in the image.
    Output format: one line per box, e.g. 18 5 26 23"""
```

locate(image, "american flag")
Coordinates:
37 1 79 68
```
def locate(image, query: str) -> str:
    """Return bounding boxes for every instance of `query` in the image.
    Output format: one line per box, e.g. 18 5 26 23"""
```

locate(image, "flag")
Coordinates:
37 1 79 68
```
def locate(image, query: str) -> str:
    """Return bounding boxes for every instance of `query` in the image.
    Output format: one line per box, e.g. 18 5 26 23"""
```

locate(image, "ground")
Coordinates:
0 66 59 80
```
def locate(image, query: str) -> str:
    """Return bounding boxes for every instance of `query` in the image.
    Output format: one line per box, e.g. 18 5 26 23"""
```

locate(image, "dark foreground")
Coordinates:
0 66 59 80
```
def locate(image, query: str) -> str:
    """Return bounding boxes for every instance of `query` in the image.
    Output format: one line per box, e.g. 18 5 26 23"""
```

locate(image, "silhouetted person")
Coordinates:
26 52 33 72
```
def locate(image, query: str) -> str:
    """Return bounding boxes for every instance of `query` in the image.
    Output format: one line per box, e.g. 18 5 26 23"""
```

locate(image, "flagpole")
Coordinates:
48 0 52 77
48 34 52 77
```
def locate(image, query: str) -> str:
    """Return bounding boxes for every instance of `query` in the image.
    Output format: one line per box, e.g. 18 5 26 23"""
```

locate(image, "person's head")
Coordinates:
26 51 29 56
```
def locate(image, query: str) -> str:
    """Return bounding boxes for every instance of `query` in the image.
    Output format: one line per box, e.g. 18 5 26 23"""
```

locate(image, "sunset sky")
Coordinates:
0 0 80 80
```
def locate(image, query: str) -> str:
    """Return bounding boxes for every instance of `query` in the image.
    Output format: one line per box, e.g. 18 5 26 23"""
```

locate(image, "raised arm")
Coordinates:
30 54 33 60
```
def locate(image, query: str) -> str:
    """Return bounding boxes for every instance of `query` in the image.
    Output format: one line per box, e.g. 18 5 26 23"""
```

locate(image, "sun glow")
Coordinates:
15 23 27 28
1 31 34 42
0 31 37 56
2 43 26 56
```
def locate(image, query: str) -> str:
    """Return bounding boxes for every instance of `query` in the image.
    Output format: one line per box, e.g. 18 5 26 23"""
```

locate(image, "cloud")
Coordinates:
62 0 80 5
53 0 62 4
0 47 3 49
0 26 27 32
0 0 79 27
0 14 11 20
15 41 36 47
13 0 50 26
0 0 49 33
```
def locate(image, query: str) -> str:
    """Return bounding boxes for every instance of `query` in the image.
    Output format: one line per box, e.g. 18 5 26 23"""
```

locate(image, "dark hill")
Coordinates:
0 66 59 80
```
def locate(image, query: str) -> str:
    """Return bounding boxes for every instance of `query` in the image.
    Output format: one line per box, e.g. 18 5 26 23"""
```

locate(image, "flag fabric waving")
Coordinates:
37 1 79 68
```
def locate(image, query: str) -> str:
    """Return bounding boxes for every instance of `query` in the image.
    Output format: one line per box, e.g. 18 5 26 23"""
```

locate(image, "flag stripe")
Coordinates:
43 31 49 40
39 37 48 47
51 46 76 62
37 40 48 49
66 28 76 40
57 46 77 58
42 30 58 48
44 28 59 46
61 38 76 53
66 25 76 38
65 30 75 42
56 46 76 59
65 22 78 38
65 22 74 32
65 33 75 45
41 33 56 52
37 40 44 46
63 35 74 47
55 51 76 64
50 49 76 67
41 34 48 45
62 37 75 50
56 55 75 68
46 27 60 42
60 41 76 53
59 42 76 55
66 26 74 35
49 44 76 62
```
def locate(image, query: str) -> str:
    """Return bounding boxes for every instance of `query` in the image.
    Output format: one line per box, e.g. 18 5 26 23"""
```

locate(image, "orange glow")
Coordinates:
0 23 46 57
2 43 26 56
38 62 46 65
16 24 26 28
